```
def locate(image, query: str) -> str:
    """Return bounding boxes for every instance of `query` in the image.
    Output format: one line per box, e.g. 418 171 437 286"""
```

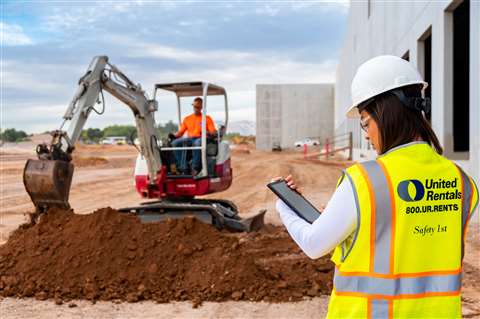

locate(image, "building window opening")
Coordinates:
402 51 410 61
423 34 432 122
452 0 470 152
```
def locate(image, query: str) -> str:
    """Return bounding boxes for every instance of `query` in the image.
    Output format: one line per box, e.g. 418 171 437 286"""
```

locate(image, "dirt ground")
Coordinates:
0 141 479 318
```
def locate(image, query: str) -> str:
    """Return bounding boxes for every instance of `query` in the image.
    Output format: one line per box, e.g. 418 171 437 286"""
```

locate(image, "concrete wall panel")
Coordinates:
256 84 334 150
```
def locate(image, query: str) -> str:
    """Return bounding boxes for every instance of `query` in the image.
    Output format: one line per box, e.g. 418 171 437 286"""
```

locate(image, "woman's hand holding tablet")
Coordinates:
267 179 321 224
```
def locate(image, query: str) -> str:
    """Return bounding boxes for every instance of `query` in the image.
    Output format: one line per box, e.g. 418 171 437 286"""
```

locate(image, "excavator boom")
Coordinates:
24 56 161 219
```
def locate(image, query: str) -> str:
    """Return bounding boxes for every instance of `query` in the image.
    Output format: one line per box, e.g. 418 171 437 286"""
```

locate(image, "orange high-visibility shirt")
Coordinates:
177 114 216 138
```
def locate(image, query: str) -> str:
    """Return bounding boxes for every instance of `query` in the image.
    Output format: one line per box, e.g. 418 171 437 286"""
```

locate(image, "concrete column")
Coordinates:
441 10 454 158
470 1 480 180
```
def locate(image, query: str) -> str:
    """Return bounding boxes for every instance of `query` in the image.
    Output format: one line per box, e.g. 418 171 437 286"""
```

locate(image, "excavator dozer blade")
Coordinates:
222 209 266 232
119 200 267 232
23 159 74 213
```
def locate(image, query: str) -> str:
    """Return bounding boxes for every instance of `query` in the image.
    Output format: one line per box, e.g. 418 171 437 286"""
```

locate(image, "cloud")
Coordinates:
255 4 280 17
3 44 336 133
3 60 83 96
112 36 255 64
104 35 337 86
131 52 337 90
37 1 177 34
292 1 350 13
2 1 347 133
2 103 69 133
250 2 349 16
0 22 33 46
41 8 99 32
210 107 256 123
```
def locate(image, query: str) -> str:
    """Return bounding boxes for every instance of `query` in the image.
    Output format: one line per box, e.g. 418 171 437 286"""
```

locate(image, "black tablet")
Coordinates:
267 179 321 224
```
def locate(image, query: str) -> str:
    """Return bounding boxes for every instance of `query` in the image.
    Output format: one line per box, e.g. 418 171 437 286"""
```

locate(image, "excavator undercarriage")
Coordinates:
119 199 266 232
24 156 265 232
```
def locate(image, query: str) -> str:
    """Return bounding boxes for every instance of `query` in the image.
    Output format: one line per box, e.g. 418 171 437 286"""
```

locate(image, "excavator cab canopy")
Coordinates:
154 81 226 97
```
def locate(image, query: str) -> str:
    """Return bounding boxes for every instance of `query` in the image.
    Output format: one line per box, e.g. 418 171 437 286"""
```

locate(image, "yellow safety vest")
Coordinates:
327 142 478 319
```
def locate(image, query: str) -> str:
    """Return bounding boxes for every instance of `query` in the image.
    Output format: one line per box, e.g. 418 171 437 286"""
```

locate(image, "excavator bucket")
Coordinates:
23 159 74 214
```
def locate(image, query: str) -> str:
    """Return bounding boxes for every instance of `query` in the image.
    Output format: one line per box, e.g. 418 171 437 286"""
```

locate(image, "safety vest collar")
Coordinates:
379 141 429 157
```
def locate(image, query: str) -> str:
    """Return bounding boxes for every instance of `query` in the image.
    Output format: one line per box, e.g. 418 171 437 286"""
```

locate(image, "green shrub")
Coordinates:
0 128 28 142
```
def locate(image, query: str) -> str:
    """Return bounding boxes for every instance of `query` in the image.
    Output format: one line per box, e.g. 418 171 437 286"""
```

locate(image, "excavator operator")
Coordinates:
170 97 216 175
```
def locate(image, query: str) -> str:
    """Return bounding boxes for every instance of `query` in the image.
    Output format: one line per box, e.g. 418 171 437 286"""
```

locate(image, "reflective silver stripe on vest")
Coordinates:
457 167 472 230
457 165 473 260
340 172 361 262
371 299 389 319
334 269 461 296
361 161 392 274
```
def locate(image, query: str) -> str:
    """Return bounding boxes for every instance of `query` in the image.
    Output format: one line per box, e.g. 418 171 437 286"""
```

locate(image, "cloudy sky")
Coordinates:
2 1 348 133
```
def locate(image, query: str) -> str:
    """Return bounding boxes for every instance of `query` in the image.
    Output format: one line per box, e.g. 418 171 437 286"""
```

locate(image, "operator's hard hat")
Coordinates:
346 55 428 118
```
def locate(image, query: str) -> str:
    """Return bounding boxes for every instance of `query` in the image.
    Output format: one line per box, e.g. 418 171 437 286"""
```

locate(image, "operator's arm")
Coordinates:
276 178 357 259
206 115 216 134
175 116 188 138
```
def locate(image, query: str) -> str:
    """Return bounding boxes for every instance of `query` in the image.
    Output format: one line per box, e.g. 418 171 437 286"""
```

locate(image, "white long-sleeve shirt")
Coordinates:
276 178 358 259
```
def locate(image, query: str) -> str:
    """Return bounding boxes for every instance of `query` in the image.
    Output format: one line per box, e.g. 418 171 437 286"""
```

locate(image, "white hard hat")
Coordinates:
346 55 428 118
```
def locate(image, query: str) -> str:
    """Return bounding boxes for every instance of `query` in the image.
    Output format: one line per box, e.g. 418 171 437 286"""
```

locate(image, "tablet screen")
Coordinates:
267 180 320 223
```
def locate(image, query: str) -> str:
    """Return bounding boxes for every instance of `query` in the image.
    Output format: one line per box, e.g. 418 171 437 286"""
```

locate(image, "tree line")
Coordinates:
80 121 179 143
0 122 179 144
1 123 248 144
0 128 29 143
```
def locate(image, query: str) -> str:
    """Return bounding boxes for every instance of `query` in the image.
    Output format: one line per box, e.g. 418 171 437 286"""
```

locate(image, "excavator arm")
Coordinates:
24 56 162 218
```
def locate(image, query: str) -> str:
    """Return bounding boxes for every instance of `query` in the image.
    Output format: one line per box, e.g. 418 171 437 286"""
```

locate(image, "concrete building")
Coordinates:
335 0 480 181
256 84 334 150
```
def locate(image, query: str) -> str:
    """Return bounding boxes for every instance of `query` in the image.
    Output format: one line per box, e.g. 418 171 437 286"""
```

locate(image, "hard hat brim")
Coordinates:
346 81 428 118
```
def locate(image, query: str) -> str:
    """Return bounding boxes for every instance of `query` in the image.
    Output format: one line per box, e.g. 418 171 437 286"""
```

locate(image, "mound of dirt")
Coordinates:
0 208 333 305
75 144 135 153
72 156 109 167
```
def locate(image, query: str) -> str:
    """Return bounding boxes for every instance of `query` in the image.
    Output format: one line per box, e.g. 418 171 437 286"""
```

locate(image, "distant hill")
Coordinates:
227 121 255 136
30 134 51 144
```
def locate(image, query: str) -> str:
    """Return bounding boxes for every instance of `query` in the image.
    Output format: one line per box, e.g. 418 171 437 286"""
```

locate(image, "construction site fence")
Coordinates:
302 132 353 161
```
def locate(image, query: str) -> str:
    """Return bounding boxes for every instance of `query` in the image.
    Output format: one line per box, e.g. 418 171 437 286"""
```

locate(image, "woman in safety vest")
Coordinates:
275 55 478 318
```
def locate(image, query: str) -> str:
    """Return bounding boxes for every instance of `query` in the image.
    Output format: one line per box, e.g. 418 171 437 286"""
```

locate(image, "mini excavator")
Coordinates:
23 56 265 232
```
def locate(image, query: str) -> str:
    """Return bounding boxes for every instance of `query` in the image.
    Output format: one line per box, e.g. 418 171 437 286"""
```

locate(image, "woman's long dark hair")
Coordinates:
359 85 443 155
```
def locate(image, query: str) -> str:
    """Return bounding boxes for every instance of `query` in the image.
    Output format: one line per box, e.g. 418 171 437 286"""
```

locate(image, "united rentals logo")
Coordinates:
397 179 425 202
397 178 462 214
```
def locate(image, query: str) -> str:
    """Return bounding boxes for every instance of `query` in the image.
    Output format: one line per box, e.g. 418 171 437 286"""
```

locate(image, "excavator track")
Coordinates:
118 199 266 232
